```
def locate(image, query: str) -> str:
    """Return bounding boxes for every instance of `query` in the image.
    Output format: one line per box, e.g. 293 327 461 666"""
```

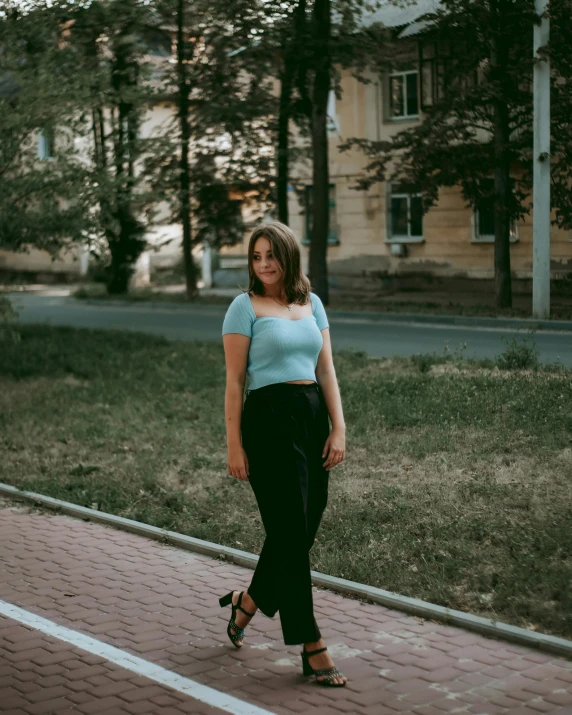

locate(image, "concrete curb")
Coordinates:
2 481 572 660
326 310 572 333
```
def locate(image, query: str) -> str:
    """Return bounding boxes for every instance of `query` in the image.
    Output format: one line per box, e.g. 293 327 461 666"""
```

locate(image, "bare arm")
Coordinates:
222 333 251 480
315 328 345 433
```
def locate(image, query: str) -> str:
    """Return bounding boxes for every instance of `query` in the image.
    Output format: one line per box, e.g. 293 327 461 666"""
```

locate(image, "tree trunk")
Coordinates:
91 109 100 167
309 0 330 303
493 97 512 309
491 10 512 309
277 69 293 224
109 52 132 293
177 0 198 300
97 108 106 168
107 35 145 294
107 240 135 294
277 0 308 225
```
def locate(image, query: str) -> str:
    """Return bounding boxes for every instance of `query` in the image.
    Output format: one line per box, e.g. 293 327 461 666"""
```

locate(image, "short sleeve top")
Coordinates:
221 291 329 391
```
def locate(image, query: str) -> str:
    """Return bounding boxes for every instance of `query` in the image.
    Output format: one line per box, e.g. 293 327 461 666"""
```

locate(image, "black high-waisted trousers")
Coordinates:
240 381 330 645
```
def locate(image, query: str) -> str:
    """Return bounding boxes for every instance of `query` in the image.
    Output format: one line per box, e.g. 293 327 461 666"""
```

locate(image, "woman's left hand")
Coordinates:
322 427 346 471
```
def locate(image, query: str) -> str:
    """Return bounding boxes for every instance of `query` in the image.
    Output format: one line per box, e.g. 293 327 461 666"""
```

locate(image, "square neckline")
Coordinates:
246 292 316 323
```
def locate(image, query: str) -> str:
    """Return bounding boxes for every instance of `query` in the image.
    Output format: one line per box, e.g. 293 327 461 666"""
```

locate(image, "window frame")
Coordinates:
388 69 420 121
37 127 55 161
326 89 340 135
386 182 425 243
470 178 520 244
418 38 480 111
470 212 519 244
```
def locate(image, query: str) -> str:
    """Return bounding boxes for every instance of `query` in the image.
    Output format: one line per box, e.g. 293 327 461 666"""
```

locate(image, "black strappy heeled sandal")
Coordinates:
219 590 256 648
301 645 347 687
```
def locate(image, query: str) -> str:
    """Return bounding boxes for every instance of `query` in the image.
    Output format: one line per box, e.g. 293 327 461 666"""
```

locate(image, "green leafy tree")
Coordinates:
545 0 572 233
304 0 387 302
147 0 277 298
343 0 543 309
0 1 90 256
0 0 168 294
68 0 163 294
248 0 386 302
151 0 385 303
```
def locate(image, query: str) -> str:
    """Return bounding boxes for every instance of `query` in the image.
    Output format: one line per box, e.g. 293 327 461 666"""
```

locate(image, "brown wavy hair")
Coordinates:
243 221 312 305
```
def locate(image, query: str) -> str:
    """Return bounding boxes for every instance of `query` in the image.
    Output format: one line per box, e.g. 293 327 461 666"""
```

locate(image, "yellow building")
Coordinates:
3 4 571 296
219 1 572 297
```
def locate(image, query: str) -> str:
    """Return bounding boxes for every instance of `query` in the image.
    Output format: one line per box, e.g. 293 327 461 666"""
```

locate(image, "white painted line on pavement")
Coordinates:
0 599 276 715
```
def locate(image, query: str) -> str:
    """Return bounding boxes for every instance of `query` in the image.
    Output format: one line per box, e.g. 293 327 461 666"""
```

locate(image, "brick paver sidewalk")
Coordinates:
1 501 571 715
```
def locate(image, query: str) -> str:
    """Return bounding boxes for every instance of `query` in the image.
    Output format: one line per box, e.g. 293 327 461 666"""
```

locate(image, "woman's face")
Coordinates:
252 236 283 289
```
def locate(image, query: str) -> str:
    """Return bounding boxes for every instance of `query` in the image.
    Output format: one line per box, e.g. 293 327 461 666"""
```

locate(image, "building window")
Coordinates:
302 184 339 245
37 127 54 160
387 183 423 241
419 39 478 110
472 179 518 243
326 89 339 135
419 40 448 110
389 70 419 119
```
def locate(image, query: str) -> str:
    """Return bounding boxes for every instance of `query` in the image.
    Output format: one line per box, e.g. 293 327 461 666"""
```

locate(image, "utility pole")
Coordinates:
532 0 550 319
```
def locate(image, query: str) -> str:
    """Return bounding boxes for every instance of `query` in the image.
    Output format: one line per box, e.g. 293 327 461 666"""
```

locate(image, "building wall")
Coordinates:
0 244 87 281
220 51 572 293
0 101 183 282
5 36 571 291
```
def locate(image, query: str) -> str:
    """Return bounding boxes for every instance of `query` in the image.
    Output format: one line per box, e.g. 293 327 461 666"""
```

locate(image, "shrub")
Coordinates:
410 342 468 373
496 335 540 371
410 352 439 373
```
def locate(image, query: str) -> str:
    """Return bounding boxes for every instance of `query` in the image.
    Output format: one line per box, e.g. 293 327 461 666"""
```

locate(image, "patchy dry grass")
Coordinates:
1 325 571 639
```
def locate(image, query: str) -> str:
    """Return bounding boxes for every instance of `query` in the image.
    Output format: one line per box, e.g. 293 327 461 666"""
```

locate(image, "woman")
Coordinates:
220 221 347 687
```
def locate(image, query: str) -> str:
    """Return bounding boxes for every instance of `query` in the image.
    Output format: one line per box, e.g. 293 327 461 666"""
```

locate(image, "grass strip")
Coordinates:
1 325 571 639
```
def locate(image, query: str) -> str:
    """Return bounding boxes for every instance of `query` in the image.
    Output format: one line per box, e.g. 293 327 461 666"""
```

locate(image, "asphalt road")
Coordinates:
7 292 572 366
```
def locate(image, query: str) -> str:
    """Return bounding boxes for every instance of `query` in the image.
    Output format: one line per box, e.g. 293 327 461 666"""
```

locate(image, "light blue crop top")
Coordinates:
221 291 329 391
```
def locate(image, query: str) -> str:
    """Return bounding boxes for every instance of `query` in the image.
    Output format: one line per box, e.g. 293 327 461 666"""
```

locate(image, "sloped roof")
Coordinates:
361 0 441 34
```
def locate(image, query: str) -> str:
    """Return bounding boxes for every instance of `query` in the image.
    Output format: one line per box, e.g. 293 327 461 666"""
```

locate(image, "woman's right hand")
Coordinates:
227 445 250 482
